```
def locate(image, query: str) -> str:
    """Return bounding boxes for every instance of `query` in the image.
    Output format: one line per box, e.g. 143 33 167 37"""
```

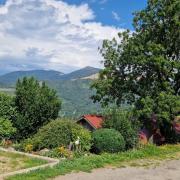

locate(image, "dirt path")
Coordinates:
53 159 180 180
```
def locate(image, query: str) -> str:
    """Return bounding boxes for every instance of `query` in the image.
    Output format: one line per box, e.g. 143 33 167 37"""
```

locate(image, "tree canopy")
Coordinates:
92 0 179 105
0 92 17 121
92 0 180 142
14 77 61 139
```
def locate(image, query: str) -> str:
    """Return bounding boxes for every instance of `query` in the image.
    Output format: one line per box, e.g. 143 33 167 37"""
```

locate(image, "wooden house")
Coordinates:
77 115 103 131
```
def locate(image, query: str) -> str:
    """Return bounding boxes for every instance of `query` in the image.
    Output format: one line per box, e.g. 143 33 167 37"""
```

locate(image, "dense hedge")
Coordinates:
92 128 125 153
29 119 91 151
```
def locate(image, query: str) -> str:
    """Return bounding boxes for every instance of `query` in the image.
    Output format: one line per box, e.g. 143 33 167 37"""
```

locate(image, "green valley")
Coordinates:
0 67 101 117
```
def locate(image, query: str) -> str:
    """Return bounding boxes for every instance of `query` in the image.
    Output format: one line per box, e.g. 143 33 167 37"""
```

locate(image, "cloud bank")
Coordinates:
0 0 124 74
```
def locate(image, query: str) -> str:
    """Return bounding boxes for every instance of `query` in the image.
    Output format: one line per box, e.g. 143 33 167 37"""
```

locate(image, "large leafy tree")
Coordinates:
92 0 180 142
14 77 61 139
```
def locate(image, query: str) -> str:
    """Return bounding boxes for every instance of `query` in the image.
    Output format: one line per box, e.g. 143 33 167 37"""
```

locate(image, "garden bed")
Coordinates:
0 150 47 175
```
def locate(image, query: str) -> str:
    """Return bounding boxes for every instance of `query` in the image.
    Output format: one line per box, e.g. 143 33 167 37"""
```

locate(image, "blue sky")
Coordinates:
64 0 147 29
0 0 147 30
0 0 147 74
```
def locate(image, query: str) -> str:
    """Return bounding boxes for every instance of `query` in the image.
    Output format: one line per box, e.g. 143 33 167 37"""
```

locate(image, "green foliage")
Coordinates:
29 119 72 150
13 138 34 152
135 93 180 143
92 0 180 102
0 92 17 121
12 142 24 152
92 128 125 153
13 77 61 139
91 0 180 143
71 125 92 152
48 79 101 118
103 108 138 149
0 68 101 118
30 119 92 151
0 118 16 140
43 146 73 159
0 80 102 119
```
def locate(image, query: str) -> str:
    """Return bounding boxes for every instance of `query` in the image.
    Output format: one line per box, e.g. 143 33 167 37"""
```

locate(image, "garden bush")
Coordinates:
103 108 138 149
92 128 125 153
0 92 17 121
29 119 91 151
42 146 73 159
13 138 34 152
0 118 16 141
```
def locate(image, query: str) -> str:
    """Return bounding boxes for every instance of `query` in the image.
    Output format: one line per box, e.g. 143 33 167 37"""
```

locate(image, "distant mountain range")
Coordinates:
0 66 102 117
0 66 100 86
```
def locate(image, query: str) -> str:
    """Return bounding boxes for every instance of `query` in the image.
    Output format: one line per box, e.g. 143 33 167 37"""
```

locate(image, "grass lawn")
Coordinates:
0 150 47 175
6 144 180 180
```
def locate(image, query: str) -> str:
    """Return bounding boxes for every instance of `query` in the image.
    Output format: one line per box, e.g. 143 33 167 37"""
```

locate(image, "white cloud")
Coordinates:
0 0 124 73
112 11 120 21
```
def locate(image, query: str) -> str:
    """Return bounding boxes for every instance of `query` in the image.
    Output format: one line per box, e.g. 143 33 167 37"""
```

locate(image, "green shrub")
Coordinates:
92 128 125 153
71 126 92 152
103 108 138 149
16 138 34 152
30 119 91 151
12 142 24 151
0 118 16 140
44 146 73 159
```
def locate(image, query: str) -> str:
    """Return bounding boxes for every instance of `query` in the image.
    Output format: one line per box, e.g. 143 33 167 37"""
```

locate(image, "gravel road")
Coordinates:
53 159 180 180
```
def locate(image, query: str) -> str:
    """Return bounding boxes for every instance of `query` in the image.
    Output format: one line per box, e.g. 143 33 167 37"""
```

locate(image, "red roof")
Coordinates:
82 115 103 129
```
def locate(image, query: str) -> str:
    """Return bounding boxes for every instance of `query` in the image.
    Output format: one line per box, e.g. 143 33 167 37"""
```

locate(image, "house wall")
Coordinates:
77 119 95 131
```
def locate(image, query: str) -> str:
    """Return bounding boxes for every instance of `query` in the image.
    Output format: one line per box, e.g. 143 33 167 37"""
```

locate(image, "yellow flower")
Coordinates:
24 144 33 153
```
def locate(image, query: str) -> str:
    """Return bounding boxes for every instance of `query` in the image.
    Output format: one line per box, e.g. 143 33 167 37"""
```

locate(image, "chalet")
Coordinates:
77 115 103 131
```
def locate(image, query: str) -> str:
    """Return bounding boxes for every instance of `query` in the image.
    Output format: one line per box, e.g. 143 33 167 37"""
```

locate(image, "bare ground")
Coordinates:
53 159 180 180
